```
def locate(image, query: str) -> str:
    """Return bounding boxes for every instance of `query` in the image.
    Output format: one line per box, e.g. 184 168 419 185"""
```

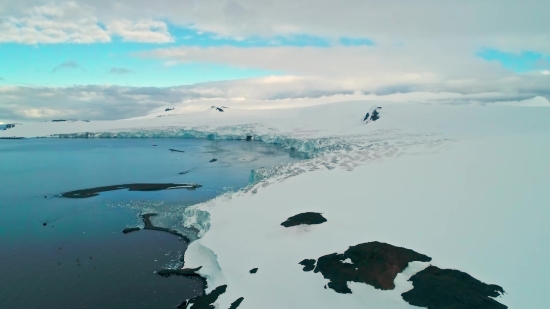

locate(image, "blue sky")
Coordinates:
0 24 377 87
477 49 550 73
1 28 545 89
0 42 280 87
0 20 546 88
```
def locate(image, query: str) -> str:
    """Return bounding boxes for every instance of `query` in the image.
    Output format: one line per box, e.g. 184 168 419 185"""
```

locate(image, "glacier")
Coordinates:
2 100 550 308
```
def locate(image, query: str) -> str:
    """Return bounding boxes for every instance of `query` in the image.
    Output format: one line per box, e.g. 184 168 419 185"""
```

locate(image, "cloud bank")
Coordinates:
2 0 548 50
1 75 548 123
0 0 549 122
0 2 173 44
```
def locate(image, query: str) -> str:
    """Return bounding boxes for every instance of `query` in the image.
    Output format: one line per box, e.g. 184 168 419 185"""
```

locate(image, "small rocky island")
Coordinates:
281 212 327 227
301 241 507 308
301 241 431 293
401 266 507 309
178 285 244 309
61 183 201 198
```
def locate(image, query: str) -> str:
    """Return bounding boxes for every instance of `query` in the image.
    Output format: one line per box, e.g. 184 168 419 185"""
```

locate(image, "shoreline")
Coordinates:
4 102 548 308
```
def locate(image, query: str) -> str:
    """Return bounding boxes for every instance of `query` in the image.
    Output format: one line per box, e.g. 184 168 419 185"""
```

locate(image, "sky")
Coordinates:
0 0 549 123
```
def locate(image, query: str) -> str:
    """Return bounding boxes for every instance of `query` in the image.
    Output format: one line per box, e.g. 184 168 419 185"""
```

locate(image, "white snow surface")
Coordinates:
4 100 550 308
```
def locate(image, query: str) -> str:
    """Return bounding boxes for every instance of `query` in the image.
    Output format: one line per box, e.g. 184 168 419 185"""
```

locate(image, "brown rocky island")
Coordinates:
301 241 507 308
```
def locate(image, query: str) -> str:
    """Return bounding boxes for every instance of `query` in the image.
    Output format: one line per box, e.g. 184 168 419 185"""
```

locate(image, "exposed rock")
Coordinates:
228 297 244 309
169 148 185 153
299 259 316 272
211 106 224 112
370 109 380 121
122 227 140 234
209 159 217 163
61 183 201 198
179 285 227 309
281 212 327 227
141 213 191 242
157 267 203 277
308 241 432 294
401 266 507 309
4 124 15 130
246 135 252 141
249 268 258 274
165 107 175 112
363 106 382 123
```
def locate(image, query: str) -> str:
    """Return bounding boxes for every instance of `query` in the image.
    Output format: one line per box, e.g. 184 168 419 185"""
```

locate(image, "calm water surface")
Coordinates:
0 138 298 309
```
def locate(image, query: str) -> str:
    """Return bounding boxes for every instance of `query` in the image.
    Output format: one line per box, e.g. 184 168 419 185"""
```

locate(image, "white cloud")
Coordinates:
15 107 77 118
137 44 509 86
1 1 548 51
0 0 548 122
1 72 548 122
53 60 79 72
0 2 110 44
105 19 173 43
3 0 547 51
0 2 173 44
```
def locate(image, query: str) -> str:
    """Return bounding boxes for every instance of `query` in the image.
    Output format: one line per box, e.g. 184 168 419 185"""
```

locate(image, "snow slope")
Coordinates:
3 100 549 308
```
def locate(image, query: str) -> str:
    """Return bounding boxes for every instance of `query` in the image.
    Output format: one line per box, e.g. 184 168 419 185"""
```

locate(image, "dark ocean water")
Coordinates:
0 138 298 309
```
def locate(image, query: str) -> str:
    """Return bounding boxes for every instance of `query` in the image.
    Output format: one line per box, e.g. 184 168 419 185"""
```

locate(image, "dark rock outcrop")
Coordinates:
169 149 185 153
179 285 227 309
370 109 380 121
157 267 203 278
165 107 175 112
308 241 432 294
61 183 201 198
249 268 258 274
209 159 217 163
281 212 327 227
363 107 382 123
141 213 191 242
122 227 140 234
401 266 507 309
228 297 244 309
299 259 316 272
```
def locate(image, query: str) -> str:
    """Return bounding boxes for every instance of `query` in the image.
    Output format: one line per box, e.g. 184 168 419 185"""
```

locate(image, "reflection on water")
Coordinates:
0 139 299 309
